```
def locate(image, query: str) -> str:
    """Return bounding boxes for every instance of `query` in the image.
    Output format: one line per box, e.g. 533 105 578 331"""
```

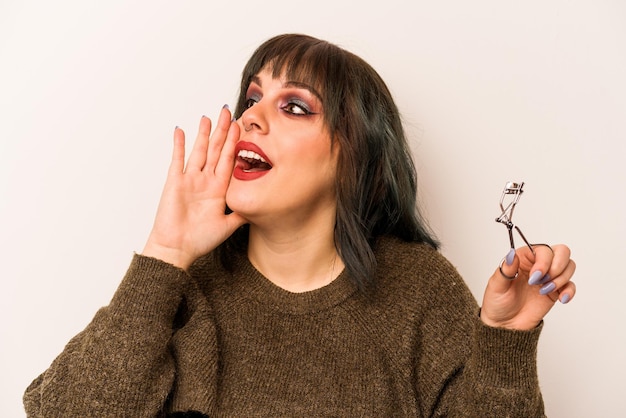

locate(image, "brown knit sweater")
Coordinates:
24 236 545 417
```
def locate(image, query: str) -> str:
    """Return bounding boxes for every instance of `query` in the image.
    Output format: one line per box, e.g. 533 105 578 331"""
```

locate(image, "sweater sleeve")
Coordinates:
23 254 190 417
429 314 545 417
461 317 544 415
414 264 546 417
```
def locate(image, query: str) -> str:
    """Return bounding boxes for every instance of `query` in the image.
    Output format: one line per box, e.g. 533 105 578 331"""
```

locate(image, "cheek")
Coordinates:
294 151 338 195
283 133 335 168
285 152 336 191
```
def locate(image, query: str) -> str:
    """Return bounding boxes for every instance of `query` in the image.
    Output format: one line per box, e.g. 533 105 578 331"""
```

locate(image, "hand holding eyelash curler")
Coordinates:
495 181 535 255
481 181 577 330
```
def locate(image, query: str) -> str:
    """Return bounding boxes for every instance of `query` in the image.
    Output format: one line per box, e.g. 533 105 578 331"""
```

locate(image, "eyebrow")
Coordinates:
250 75 322 102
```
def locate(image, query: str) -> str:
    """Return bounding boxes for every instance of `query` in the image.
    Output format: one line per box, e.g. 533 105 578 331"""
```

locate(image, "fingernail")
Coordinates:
560 293 571 304
223 104 230 109
539 281 556 295
528 270 544 285
505 248 515 266
539 273 552 285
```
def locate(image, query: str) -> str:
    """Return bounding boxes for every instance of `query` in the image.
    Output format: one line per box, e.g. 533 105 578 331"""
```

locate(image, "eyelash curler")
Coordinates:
495 181 535 255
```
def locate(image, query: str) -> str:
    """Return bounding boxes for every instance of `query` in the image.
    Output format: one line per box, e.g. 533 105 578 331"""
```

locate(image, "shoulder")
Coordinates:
371 236 476 307
374 236 459 282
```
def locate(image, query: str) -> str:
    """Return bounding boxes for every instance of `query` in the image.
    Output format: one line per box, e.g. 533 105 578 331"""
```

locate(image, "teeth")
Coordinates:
238 149 266 163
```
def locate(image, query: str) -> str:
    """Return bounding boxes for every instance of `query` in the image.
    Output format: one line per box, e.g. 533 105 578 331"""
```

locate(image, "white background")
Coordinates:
1 1 624 416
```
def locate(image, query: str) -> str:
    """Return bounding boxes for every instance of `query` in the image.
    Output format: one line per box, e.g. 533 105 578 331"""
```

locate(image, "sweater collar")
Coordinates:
230 252 359 315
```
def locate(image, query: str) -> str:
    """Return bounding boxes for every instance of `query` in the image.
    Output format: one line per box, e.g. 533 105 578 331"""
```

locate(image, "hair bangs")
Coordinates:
234 34 342 122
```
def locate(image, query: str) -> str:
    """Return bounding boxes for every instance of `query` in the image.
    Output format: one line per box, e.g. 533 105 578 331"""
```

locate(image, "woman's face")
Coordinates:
226 67 339 227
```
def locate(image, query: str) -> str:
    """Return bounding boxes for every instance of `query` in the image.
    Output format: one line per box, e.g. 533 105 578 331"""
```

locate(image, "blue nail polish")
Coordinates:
539 281 556 295
223 104 230 109
528 271 543 285
505 248 515 266
560 293 571 304
539 273 552 285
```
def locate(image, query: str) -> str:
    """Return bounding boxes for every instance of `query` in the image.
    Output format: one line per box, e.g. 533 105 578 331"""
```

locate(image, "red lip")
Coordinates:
233 141 273 181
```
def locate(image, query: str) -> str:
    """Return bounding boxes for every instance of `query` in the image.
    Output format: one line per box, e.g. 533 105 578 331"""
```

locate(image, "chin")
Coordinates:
226 188 258 218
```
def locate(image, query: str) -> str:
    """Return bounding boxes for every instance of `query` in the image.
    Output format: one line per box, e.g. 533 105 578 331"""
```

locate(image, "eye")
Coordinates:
244 98 257 109
281 99 315 116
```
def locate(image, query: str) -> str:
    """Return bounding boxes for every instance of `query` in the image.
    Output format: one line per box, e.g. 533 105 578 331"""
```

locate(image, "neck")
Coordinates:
247 223 344 293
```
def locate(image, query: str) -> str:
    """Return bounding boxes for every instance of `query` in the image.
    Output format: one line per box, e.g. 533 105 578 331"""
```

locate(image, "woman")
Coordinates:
24 34 576 417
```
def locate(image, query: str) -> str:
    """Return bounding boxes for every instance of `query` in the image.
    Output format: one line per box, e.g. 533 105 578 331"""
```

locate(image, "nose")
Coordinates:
240 101 269 134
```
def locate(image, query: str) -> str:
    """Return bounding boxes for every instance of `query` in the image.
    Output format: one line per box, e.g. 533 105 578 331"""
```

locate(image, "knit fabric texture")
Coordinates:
24 236 545 417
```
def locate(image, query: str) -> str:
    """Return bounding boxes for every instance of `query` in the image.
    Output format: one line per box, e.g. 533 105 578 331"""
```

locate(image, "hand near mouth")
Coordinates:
142 106 247 270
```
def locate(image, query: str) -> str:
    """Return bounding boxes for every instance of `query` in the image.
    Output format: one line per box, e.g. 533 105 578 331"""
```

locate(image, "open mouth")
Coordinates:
233 141 273 180
237 149 273 172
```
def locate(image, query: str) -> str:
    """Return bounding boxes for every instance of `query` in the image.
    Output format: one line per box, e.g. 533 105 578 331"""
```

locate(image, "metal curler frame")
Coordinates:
495 181 535 254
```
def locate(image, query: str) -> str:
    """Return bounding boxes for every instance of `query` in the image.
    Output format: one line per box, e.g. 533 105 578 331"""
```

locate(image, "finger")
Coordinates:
490 248 520 293
523 244 556 285
215 121 240 180
168 126 186 175
557 280 577 304
537 258 576 296
186 115 212 171
205 105 233 172
546 244 572 279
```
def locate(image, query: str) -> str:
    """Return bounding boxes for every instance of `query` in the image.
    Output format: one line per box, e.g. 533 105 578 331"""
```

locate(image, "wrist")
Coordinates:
141 241 194 270
479 309 540 331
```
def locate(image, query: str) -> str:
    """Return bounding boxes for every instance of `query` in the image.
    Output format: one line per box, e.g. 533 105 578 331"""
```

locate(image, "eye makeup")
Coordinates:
244 83 322 116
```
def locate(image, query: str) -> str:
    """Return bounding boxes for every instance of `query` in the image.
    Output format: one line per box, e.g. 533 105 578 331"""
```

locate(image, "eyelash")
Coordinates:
244 96 316 116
